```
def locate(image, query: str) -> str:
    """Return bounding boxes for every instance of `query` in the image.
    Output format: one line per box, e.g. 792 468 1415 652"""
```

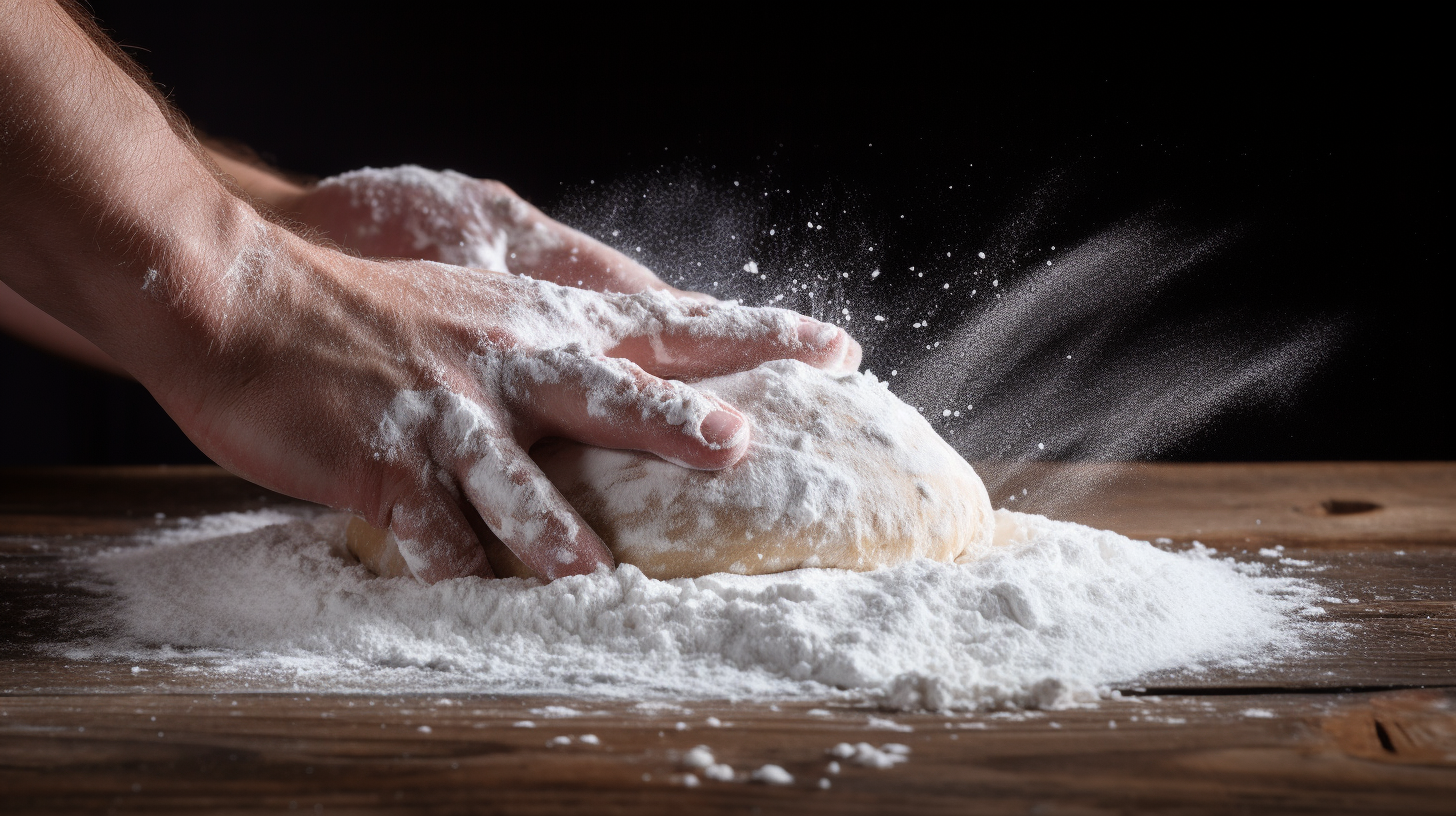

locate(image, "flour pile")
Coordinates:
87 509 1318 709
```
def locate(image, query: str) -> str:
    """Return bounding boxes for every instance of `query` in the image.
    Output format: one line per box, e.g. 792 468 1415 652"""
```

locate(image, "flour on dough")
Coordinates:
349 359 996 579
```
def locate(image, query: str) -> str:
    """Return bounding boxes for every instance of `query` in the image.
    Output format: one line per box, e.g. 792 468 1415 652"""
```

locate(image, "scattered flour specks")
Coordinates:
829 741 911 768
752 764 794 785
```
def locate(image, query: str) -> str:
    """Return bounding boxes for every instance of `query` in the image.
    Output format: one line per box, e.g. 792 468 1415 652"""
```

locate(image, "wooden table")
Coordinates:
1 463 1452 814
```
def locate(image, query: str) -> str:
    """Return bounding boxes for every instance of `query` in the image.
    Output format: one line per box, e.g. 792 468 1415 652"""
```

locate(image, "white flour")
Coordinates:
312 165 538 272
87 508 1319 710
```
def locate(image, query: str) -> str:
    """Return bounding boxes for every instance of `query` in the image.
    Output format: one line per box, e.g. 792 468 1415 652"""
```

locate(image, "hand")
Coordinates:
0 6 862 584
152 228 860 582
286 166 703 299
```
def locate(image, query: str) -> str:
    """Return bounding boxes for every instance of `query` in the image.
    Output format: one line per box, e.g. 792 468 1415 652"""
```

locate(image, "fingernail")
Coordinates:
797 318 840 348
700 410 746 449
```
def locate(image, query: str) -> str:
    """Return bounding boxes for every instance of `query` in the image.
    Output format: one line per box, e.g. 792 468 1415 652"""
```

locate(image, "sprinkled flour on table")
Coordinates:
84 508 1320 710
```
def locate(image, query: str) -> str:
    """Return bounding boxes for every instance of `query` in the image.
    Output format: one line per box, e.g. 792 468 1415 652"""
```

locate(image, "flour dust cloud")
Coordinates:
555 167 1340 506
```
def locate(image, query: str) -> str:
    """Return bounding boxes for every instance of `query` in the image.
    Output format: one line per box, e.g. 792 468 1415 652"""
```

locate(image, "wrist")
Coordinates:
124 197 308 387
206 149 309 215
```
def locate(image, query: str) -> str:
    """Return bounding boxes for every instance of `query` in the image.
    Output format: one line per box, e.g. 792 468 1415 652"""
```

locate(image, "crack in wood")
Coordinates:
1374 719 1397 752
1319 498 1384 516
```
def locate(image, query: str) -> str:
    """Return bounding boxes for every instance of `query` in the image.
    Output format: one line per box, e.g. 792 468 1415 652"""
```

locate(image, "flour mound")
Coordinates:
90 509 1318 710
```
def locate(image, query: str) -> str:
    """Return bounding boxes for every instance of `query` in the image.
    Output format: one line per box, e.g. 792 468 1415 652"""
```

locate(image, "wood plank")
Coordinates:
1 691 1452 814
992 461 1456 547
0 466 300 536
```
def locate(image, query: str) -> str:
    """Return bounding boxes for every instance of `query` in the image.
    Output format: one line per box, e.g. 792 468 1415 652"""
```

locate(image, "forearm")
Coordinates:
205 146 307 214
0 278 126 374
0 148 300 381
0 1 267 387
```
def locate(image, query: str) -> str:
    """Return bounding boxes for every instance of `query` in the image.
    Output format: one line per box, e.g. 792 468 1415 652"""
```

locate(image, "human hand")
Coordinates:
151 227 860 582
286 166 703 299
0 1 863 585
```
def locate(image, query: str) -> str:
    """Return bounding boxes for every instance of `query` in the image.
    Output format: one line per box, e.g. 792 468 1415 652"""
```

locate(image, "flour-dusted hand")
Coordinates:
143 231 861 582
287 166 699 299
0 5 861 583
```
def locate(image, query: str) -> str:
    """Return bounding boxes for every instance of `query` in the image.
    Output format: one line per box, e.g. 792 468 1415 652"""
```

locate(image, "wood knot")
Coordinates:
1301 499 1383 516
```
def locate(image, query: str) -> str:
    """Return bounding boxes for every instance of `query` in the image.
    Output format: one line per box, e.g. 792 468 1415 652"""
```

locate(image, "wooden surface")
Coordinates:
1 463 1454 814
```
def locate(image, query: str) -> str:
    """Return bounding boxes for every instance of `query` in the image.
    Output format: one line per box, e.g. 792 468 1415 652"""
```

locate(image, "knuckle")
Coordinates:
478 179 516 198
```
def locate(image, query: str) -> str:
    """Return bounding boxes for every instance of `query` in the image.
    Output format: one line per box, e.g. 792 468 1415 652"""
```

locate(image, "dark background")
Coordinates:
2 6 1447 465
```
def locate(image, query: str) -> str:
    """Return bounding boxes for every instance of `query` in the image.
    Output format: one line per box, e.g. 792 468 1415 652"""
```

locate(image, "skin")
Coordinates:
0 1 861 581
0 150 710 378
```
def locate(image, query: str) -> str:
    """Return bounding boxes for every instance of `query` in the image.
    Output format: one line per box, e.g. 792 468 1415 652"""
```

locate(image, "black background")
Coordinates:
1 6 1447 464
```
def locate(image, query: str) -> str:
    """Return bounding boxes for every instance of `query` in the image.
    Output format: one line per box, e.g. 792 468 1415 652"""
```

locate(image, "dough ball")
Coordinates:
347 360 995 580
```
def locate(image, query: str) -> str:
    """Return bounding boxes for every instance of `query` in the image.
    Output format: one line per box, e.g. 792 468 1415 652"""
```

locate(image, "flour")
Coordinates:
751 764 794 785
140 508 305 547
552 173 1342 516
829 742 910 768
87 508 1319 710
683 746 717 768
313 166 538 272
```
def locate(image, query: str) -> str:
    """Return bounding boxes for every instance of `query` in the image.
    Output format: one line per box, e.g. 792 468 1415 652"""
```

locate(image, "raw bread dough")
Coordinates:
347 360 996 580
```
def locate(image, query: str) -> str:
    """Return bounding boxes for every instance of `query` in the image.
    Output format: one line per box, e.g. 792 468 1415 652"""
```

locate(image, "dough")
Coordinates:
347 359 996 580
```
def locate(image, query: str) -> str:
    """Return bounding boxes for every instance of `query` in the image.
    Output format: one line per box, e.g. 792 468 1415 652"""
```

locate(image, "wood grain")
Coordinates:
1 463 1454 813
0 692 1452 814
985 461 1456 547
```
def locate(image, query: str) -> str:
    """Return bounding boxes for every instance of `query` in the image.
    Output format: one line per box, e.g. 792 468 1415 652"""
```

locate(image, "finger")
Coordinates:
606 295 863 380
519 236 719 302
524 226 678 295
453 432 614 581
512 349 750 471
479 186 675 295
381 485 495 583
672 288 720 304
